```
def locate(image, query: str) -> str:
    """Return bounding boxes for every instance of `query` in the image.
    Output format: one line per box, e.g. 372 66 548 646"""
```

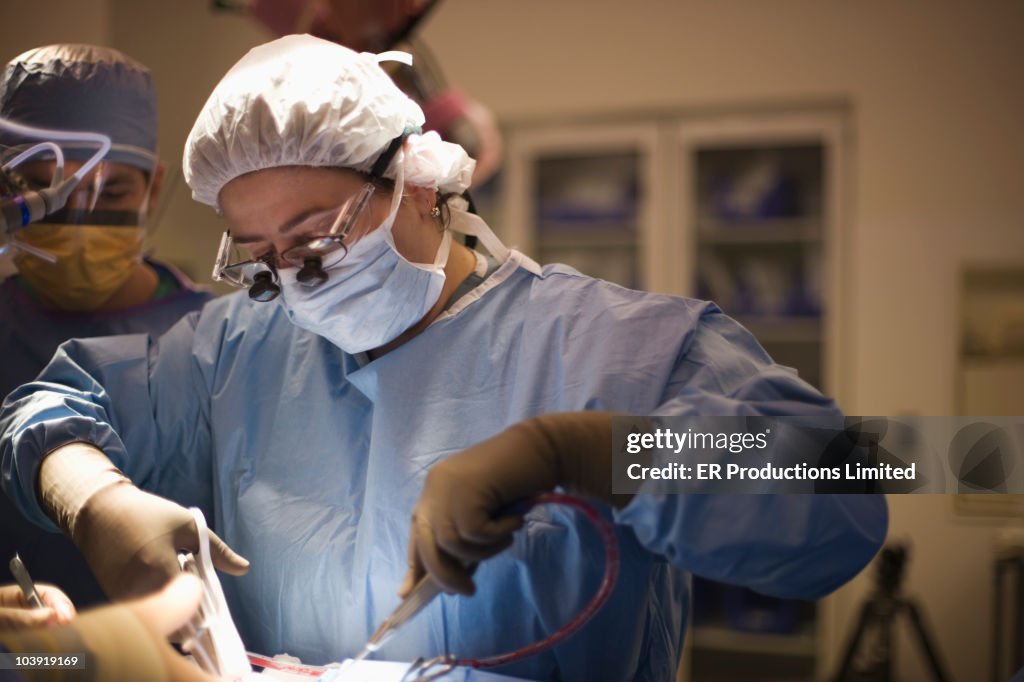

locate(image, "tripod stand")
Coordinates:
834 544 953 682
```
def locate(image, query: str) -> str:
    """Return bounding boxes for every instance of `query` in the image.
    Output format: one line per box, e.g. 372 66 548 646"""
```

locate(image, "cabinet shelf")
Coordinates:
537 218 637 233
698 217 822 245
537 230 637 250
961 350 1024 363
690 625 817 658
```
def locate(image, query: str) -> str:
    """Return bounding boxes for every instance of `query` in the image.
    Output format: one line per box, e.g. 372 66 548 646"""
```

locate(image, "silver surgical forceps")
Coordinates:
400 654 457 682
351 573 446 663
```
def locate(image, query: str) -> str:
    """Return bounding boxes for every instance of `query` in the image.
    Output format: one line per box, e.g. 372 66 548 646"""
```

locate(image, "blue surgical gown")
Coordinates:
0 252 886 681
0 259 214 606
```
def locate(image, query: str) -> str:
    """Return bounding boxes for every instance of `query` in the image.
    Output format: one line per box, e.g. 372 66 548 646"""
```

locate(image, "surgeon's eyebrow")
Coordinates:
230 207 327 245
230 233 267 245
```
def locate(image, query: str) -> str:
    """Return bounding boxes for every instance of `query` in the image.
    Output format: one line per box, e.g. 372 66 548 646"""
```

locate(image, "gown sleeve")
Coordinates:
1 310 218 532
615 308 888 599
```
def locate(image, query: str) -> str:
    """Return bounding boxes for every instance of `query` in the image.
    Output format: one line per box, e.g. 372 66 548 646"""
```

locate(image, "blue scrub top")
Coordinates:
0 259 213 606
0 259 213 398
0 252 886 681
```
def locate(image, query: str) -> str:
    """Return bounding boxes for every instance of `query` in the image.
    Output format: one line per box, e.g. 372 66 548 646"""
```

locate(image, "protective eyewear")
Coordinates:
15 160 151 247
1 116 112 262
212 183 377 302
211 234 281 302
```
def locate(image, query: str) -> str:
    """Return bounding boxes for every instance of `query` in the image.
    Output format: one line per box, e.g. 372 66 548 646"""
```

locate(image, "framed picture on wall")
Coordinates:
955 264 1024 518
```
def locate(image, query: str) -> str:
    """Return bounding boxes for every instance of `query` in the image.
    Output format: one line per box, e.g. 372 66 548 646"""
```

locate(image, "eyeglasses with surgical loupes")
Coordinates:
212 183 377 302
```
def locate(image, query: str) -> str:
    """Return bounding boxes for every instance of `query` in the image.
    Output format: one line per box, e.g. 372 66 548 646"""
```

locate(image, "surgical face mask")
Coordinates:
278 176 453 354
6 159 152 310
12 218 145 310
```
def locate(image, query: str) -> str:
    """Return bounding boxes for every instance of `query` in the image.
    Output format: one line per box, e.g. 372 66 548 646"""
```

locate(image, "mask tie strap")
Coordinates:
371 128 419 241
447 196 510 263
379 148 406 237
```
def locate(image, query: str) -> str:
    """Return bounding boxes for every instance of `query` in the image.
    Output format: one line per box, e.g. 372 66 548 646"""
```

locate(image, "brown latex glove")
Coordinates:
0 583 75 630
72 483 249 600
401 411 629 597
0 574 224 682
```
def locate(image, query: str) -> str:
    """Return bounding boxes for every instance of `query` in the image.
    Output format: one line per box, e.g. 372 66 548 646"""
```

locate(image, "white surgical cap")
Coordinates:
184 34 475 210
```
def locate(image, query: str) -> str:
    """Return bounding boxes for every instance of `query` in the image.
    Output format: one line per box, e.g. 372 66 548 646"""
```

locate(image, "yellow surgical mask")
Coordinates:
13 220 145 310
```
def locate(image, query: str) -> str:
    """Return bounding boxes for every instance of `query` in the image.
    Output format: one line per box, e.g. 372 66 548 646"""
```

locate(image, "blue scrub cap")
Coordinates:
0 44 158 173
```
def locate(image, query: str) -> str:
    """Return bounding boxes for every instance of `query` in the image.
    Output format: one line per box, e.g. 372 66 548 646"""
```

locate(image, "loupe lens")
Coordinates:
248 270 280 302
296 257 329 286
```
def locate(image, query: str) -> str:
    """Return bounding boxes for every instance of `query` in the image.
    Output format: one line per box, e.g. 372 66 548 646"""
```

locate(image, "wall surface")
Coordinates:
107 0 267 285
2 2 1022 680
0 0 111 56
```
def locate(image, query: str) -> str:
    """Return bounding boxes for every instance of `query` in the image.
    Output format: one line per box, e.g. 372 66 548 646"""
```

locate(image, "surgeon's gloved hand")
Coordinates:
0 583 76 630
73 483 249 600
37 443 249 601
401 411 629 597
0 574 224 682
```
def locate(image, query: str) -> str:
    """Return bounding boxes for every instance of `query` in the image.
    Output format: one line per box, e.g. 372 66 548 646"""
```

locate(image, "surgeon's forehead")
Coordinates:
15 159 146 185
219 166 369 236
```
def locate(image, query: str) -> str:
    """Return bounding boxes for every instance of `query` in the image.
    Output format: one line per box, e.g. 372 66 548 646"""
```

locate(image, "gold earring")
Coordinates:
430 206 440 218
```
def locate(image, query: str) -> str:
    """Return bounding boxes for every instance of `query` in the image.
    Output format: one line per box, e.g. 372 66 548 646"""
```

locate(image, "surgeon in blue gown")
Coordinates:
0 35 887 682
0 44 213 608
